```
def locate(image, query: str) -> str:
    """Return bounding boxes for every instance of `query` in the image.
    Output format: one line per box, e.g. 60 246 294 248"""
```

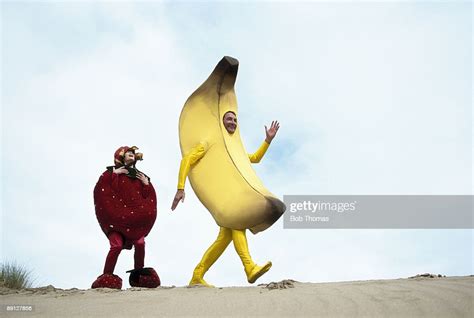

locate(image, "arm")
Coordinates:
177 142 207 189
248 141 270 163
248 120 280 164
111 166 129 191
172 142 207 210
136 172 151 198
111 171 120 192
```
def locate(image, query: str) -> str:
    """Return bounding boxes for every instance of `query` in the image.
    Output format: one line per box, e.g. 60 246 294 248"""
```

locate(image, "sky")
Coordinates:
1 0 472 289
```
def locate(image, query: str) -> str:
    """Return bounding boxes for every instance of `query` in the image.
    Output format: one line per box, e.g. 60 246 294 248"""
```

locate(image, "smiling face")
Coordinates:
124 150 135 166
223 111 237 134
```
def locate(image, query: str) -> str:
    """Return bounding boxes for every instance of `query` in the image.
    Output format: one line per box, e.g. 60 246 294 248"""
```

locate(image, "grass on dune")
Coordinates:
0 261 34 289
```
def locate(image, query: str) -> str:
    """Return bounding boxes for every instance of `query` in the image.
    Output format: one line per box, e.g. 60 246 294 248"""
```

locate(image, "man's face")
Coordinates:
223 111 237 134
124 151 135 166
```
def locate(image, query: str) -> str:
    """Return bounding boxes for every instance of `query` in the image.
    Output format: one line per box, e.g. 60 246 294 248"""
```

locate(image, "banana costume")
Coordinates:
177 56 286 286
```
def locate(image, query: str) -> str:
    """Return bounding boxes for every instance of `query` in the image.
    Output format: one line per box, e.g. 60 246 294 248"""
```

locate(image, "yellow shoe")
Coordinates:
188 263 215 287
247 261 272 284
188 276 215 288
188 227 232 288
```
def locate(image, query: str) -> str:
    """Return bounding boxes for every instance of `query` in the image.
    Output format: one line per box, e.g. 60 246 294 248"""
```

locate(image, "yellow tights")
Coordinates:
189 227 272 286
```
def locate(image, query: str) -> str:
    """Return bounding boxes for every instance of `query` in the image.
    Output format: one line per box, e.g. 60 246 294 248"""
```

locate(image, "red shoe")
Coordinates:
127 267 160 288
91 273 122 289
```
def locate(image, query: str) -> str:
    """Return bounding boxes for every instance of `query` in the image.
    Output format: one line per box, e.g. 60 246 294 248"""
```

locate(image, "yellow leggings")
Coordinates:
190 227 254 284
190 226 272 285
201 227 253 268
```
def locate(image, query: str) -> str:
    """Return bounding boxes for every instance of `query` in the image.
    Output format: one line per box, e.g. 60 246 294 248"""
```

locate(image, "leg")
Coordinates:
133 236 145 270
232 229 272 284
189 227 232 287
103 232 124 274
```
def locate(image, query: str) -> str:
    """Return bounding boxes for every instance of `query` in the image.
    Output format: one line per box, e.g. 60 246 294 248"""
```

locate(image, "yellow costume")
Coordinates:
178 141 272 286
177 56 286 286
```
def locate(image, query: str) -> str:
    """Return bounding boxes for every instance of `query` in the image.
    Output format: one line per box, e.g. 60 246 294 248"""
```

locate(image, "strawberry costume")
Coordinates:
91 146 160 289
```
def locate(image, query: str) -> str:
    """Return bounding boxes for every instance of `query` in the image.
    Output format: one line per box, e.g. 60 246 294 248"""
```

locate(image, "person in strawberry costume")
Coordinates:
91 146 160 289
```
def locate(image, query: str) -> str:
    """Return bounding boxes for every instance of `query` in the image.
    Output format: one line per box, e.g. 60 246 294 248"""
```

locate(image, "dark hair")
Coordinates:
222 111 236 120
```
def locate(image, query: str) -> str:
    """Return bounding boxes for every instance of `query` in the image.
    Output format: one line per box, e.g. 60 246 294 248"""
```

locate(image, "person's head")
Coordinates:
114 146 142 167
223 111 237 134
123 150 136 166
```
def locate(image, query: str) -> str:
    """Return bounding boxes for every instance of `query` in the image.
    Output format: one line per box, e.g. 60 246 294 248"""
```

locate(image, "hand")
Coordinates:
171 189 185 211
137 172 149 185
265 120 280 143
113 166 129 175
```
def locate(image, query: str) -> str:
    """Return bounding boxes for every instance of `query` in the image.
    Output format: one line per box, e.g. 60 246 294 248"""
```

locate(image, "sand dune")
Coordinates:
1 276 472 317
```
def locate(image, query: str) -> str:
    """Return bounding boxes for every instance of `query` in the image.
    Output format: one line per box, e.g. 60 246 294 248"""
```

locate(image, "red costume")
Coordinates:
91 146 160 289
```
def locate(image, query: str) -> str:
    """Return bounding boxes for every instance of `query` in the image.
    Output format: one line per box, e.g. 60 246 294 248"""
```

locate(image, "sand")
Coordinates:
1 276 472 317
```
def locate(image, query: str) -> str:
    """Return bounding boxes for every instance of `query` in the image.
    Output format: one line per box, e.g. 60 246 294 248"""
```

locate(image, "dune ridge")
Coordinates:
1 276 472 317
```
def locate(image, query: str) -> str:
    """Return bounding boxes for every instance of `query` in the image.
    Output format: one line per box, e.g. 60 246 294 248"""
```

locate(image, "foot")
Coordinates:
127 267 161 288
188 277 215 288
247 261 272 284
91 273 122 289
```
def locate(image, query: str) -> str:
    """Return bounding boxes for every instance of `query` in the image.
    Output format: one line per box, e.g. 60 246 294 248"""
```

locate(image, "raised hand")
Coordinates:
265 120 280 143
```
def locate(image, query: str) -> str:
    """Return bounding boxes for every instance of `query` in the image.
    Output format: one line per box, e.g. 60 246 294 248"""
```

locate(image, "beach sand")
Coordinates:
1 276 472 317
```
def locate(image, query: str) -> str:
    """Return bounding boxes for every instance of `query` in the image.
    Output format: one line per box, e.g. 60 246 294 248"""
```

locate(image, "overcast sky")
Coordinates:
1 0 472 289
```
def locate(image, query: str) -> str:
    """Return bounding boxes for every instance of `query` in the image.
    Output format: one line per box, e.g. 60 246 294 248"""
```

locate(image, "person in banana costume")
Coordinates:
171 56 286 287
